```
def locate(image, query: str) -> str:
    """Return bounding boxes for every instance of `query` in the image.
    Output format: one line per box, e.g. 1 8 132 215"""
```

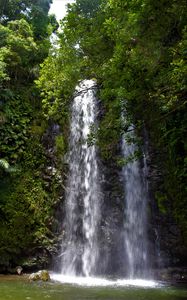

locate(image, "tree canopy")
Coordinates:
38 0 187 245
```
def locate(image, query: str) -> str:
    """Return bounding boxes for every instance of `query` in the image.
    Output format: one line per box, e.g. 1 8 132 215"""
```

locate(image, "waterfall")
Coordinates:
122 126 149 279
51 84 156 286
61 80 101 277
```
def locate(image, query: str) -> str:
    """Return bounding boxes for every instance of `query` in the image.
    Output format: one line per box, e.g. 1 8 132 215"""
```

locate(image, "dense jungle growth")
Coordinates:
0 0 186 272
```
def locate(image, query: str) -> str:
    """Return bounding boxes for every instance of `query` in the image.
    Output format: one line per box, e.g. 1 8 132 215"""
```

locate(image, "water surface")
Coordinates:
0 276 186 300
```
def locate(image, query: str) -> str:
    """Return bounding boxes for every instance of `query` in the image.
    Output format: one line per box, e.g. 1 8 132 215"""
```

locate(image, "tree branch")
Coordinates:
73 85 98 98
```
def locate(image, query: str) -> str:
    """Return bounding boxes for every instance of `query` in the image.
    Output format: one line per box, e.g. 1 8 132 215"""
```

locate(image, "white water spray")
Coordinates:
122 125 149 278
61 80 101 276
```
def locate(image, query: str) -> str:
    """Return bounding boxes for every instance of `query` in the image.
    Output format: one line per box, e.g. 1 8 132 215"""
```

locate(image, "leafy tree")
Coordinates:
0 0 61 271
38 0 187 249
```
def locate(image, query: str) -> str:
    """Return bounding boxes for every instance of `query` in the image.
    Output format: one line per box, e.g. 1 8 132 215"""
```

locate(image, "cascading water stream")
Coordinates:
122 125 149 279
51 82 156 286
60 80 101 277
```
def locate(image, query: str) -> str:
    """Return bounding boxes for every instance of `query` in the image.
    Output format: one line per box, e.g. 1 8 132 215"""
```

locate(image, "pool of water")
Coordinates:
0 275 186 300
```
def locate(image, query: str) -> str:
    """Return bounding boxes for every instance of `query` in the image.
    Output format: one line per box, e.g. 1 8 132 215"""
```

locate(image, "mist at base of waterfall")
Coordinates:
51 273 159 287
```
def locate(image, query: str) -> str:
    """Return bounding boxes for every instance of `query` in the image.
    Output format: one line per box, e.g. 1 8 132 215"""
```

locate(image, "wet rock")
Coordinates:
29 272 40 281
29 270 50 282
157 268 187 283
40 270 50 281
16 266 23 275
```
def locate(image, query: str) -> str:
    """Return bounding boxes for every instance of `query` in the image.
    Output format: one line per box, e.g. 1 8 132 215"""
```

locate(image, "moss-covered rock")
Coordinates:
40 270 50 281
29 270 50 282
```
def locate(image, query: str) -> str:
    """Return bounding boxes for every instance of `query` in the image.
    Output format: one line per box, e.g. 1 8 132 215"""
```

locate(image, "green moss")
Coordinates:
55 134 66 158
155 192 168 215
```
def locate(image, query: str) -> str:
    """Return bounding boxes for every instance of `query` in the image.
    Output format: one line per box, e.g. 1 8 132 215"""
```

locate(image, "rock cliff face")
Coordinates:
19 126 187 278
12 122 186 277
96 126 187 278
41 123 66 271
20 123 66 273
99 148 126 276
99 140 156 277
142 130 187 272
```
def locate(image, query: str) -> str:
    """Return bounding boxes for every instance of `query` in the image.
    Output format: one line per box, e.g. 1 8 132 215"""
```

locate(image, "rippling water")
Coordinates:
0 276 186 300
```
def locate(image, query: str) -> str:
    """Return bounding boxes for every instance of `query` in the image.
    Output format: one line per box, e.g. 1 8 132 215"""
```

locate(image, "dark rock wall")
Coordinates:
99 149 126 276
142 129 187 271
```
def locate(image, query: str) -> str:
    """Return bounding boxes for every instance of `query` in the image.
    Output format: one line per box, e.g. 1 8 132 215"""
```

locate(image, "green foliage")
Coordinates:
0 19 38 83
117 149 142 167
52 0 187 243
0 0 186 269
75 0 102 17
0 158 19 173
0 0 60 270
0 47 10 83
35 37 82 138
0 0 52 29
0 94 31 162
0 172 53 266
0 159 9 170
55 135 66 158
155 192 168 215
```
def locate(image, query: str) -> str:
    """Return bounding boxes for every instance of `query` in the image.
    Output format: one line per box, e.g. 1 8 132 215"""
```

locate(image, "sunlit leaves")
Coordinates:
0 19 38 83
36 44 81 119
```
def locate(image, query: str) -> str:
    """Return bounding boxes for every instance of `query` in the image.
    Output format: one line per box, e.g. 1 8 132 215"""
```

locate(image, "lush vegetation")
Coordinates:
0 0 186 271
0 0 61 271
38 0 187 251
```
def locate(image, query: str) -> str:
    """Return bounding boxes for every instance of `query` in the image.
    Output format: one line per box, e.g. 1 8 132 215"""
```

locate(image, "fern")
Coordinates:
0 159 9 170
